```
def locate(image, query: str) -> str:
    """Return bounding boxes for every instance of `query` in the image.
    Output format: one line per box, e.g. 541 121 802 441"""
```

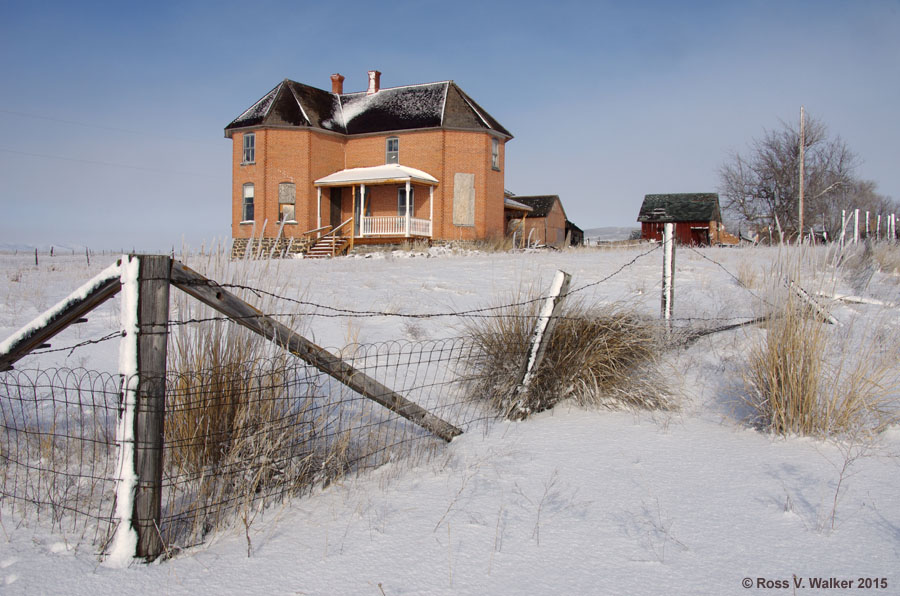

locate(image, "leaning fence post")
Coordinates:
516 270 571 395
660 222 676 331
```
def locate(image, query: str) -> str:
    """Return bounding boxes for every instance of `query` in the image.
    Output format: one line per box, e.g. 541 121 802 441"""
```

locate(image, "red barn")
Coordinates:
637 193 735 246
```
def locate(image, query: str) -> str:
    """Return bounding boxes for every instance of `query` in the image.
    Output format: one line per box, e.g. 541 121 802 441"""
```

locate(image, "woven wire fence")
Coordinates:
0 336 503 552
0 368 120 547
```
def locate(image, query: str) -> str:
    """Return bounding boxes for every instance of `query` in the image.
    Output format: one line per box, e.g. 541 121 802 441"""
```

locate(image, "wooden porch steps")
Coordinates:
305 235 351 258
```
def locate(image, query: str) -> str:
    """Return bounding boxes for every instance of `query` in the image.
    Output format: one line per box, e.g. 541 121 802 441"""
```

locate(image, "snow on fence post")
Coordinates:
660 222 676 331
517 270 572 394
109 254 170 565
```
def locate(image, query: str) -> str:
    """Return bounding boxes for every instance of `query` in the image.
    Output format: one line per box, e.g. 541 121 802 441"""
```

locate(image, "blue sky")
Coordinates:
1 0 898 250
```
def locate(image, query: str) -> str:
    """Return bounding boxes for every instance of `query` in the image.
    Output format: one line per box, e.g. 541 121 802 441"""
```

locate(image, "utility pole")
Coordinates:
798 106 805 243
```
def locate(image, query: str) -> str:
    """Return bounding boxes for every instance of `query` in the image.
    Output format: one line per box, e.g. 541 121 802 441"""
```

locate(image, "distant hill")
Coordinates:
582 227 640 242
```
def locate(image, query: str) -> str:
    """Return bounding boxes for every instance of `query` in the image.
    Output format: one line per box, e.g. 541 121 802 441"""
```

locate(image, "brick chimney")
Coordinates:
330 73 345 94
366 70 381 95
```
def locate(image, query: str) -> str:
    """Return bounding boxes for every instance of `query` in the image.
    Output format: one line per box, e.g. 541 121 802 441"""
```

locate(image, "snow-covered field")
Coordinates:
2 245 899 595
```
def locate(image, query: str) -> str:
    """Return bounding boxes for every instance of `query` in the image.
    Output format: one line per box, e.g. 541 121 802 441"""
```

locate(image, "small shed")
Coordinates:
565 220 584 246
637 193 732 246
514 195 569 247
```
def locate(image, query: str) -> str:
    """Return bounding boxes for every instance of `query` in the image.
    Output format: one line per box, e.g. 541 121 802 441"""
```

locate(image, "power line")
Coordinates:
0 148 221 179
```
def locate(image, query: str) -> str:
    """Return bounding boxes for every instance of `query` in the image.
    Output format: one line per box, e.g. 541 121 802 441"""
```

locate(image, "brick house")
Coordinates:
637 193 737 246
225 71 513 256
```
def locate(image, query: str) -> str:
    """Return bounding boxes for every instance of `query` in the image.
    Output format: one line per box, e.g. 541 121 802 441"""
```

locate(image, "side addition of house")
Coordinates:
225 70 513 256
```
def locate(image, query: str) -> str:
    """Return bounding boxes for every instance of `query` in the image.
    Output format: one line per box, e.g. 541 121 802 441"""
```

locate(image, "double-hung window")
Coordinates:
386 137 399 164
242 133 256 164
491 137 500 171
242 183 254 221
397 187 415 216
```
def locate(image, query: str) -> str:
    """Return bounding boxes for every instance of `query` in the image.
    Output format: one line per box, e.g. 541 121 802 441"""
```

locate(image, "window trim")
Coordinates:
242 133 256 165
386 136 399 164
491 137 500 171
241 183 254 222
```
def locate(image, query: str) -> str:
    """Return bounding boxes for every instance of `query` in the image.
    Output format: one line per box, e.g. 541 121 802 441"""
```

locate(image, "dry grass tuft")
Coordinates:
743 253 899 438
163 252 353 542
465 295 671 419
871 242 900 275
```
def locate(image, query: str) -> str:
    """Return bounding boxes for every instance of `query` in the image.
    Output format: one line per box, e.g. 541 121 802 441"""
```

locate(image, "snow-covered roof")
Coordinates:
314 164 439 187
513 195 566 219
637 193 721 223
225 79 512 138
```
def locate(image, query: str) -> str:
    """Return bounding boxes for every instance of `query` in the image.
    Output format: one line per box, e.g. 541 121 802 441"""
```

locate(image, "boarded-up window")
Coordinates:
453 173 475 227
278 182 296 222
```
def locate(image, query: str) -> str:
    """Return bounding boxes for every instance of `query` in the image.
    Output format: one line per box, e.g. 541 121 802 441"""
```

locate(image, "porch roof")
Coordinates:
314 164 439 187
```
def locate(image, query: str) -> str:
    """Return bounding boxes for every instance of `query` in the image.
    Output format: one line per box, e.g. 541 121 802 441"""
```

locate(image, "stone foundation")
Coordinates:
231 237 311 259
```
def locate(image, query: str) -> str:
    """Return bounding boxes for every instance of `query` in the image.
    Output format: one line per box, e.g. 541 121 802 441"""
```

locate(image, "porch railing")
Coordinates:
360 216 432 237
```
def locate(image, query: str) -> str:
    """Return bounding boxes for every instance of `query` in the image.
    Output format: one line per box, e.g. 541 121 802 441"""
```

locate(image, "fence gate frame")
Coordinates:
0 254 461 562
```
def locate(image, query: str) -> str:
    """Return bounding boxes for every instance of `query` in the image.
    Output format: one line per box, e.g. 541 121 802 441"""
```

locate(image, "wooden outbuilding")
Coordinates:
637 193 736 246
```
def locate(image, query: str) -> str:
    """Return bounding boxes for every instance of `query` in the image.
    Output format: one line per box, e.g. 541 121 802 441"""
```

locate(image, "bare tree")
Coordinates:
718 114 879 240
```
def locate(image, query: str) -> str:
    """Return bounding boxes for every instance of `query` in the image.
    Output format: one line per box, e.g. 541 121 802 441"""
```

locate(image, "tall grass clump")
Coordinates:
162 248 352 543
464 293 671 420
743 247 899 437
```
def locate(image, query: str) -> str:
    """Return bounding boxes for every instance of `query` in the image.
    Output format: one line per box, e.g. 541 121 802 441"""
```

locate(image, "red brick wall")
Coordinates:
230 126 507 242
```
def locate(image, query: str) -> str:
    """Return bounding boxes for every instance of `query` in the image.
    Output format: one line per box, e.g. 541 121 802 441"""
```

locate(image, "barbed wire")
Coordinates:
29 331 124 358
188 244 663 321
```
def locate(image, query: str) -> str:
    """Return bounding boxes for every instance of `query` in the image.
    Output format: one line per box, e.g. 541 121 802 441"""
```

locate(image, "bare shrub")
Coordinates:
464 294 671 419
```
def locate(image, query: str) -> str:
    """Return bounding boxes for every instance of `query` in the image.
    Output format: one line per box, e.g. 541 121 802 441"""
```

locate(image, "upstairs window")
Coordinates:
491 137 500 171
386 137 399 164
397 187 415 216
242 133 256 164
278 182 296 222
242 183 254 221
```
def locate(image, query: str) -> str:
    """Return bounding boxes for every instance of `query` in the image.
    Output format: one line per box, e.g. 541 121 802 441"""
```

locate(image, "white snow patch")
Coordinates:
106 255 139 567
0 260 121 356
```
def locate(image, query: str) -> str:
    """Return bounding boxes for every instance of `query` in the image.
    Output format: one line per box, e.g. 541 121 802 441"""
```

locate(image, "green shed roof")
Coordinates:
637 193 721 223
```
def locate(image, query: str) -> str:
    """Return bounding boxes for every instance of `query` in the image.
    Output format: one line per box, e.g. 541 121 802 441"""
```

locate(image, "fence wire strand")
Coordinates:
1 242 776 556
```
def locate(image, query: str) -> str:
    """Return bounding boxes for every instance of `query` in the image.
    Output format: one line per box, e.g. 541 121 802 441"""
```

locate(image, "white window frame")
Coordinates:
242 133 256 164
491 137 500 171
242 183 254 222
397 187 415 216
386 137 399 164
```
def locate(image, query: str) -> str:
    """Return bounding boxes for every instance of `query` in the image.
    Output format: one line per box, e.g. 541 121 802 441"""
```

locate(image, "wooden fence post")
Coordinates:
660 222 676 330
133 255 171 560
517 270 572 393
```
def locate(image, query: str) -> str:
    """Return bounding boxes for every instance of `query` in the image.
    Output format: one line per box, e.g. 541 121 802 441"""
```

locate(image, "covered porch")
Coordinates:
314 164 438 241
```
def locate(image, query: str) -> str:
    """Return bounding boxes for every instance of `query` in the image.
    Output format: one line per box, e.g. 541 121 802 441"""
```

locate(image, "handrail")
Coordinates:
320 218 355 256
302 224 332 239
323 217 354 238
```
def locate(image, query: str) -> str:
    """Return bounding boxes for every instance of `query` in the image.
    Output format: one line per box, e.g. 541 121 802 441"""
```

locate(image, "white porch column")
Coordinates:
361 184 366 237
316 187 322 230
405 180 411 237
429 185 434 237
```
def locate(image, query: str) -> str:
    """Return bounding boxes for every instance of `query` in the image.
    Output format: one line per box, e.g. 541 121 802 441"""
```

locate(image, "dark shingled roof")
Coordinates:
225 79 512 138
637 193 721 223
513 195 565 219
